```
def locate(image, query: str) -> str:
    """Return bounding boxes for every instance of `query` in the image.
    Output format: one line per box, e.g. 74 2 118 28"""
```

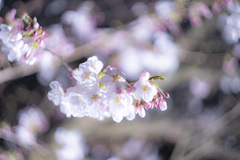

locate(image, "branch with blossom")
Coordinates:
48 56 170 123
0 9 47 65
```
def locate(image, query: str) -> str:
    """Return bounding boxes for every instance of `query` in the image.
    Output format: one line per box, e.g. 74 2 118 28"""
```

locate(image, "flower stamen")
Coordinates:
92 94 98 100
86 72 91 78
113 75 120 82
142 86 148 91
115 97 120 104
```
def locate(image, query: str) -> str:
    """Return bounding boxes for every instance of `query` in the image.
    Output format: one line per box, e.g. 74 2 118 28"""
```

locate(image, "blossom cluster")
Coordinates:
48 56 169 123
54 128 86 160
15 107 48 146
0 9 47 65
219 1 240 44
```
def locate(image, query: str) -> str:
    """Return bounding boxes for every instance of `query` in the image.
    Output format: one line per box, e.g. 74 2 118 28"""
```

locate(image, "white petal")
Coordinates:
100 75 113 85
112 114 124 123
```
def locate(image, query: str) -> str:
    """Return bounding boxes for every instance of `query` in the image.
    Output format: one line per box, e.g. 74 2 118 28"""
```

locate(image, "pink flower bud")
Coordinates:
70 72 74 79
154 97 160 108
162 91 170 99
144 101 153 110
157 92 163 100
126 86 133 94
116 89 122 94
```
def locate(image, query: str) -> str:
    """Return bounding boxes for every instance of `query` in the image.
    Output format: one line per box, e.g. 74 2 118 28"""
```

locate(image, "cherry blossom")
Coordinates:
48 56 169 123
15 107 48 146
101 67 127 92
133 71 157 102
54 128 86 160
85 56 104 74
0 10 47 65
47 81 65 105
72 64 98 85
72 56 103 85
62 92 88 118
85 86 106 119
106 91 134 123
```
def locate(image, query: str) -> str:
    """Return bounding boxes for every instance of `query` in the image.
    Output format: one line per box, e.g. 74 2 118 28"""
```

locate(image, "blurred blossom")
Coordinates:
222 57 238 74
129 15 156 44
37 52 56 86
119 47 144 80
15 107 48 145
46 24 75 57
154 1 180 34
54 127 87 160
223 25 239 44
189 77 211 99
61 1 98 42
99 30 131 57
219 1 240 44
153 31 179 56
155 0 176 19
0 0 3 11
44 0 67 17
91 143 110 159
220 75 240 94
15 126 36 145
18 107 48 132
189 2 212 27
0 151 24 160
212 2 222 14
120 138 146 158
131 2 149 16
120 31 179 80
111 138 159 160
144 31 180 73
107 157 122 160
233 43 240 59
37 24 75 85
227 1 240 13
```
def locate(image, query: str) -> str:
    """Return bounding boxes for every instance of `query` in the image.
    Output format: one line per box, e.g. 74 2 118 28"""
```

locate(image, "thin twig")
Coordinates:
45 48 73 72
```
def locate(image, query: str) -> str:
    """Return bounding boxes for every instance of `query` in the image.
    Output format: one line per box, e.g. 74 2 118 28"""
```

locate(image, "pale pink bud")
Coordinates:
160 100 167 111
33 22 39 30
139 71 150 81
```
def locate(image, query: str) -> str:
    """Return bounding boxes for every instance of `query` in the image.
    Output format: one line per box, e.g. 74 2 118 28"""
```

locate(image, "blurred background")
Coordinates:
0 0 240 159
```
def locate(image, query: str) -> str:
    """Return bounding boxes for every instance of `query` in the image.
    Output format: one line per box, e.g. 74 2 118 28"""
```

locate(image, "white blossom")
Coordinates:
55 128 86 160
16 107 48 146
62 90 88 118
72 64 98 85
48 56 169 122
106 91 134 123
85 86 106 119
48 81 65 105
101 67 127 92
85 56 103 74
133 72 157 102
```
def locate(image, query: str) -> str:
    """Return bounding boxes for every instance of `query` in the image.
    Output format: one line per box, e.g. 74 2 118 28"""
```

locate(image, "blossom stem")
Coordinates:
45 48 73 72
